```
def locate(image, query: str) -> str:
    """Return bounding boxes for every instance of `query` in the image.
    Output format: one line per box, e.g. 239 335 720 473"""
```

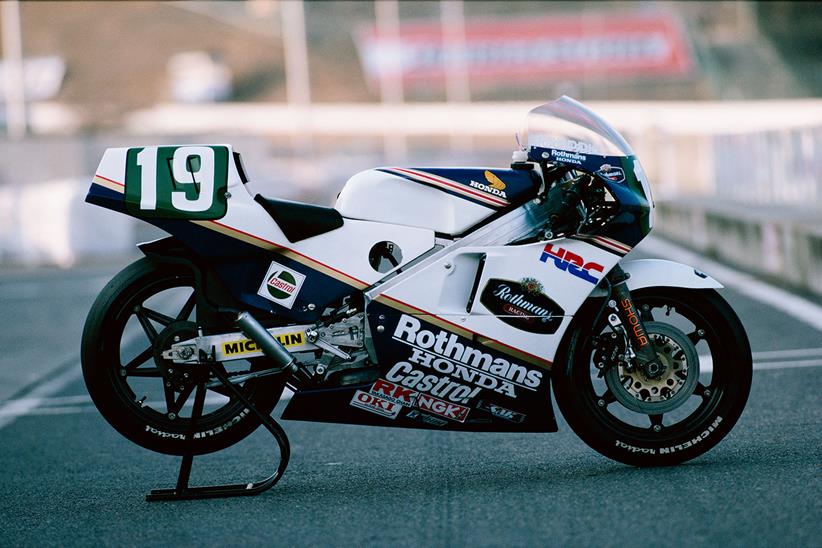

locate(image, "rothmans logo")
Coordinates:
469 170 508 199
479 278 564 335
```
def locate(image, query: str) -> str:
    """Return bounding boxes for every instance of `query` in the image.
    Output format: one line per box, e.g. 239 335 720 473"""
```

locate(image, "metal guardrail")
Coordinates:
654 199 822 297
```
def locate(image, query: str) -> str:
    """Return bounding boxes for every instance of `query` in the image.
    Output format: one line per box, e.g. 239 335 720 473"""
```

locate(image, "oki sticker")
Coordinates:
257 261 306 309
540 244 604 285
350 390 401 419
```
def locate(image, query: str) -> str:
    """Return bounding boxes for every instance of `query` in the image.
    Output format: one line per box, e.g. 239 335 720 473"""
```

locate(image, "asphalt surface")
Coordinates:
0 238 820 547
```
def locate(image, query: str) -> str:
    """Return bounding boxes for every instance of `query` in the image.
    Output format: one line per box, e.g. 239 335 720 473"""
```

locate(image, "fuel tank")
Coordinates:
335 167 538 235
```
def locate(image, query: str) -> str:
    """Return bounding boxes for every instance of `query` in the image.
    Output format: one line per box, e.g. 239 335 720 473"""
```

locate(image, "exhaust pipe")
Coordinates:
235 311 297 373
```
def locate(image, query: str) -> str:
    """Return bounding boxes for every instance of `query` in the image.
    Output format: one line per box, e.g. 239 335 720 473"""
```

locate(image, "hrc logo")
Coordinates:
540 244 604 285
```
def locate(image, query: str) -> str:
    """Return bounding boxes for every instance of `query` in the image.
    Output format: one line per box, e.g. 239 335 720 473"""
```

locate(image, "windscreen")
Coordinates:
524 96 654 236
526 95 634 160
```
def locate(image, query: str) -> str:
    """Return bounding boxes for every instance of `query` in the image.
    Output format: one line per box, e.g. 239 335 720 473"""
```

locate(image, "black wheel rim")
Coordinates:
103 271 258 434
577 292 731 443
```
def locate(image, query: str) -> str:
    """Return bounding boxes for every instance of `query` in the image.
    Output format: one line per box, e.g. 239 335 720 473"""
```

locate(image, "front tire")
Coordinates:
553 288 752 466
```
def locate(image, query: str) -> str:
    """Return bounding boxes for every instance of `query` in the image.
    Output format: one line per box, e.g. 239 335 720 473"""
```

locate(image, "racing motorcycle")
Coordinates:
82 97 751 497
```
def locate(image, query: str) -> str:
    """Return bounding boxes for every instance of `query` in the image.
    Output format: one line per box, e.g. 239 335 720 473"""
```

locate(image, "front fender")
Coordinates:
621 259 723 291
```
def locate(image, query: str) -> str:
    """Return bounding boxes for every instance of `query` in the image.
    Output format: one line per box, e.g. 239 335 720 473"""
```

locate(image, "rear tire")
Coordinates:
553 288 752 466
81 258 285 456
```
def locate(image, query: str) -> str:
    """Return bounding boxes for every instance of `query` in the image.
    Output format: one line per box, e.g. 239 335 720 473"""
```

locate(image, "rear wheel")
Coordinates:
553 288 752 466
81 258 285 455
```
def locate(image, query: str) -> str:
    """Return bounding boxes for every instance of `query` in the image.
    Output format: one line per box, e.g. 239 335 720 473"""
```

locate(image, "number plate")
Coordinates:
124 145 229 220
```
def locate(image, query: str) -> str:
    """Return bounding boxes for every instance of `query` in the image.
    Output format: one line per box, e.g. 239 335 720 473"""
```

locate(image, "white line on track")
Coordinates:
0 382 296 421
0 277 111 301
752 347 822 360
754 358 822 370
638 237 822 332
0 328 147 431
698 354 822 372
0 363 83 429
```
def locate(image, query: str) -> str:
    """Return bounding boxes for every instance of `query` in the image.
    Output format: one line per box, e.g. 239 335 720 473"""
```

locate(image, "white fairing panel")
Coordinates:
93 147 437 286
336 169 494 234
210 186 437 286
379 238 624 364
622 259 723 290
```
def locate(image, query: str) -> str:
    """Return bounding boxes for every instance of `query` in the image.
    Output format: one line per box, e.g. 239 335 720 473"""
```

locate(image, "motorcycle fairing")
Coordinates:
373 238 624 365
89 183 362 322
532 150 653 248
280 237 620 432
87 146 438 322
378 167 538 210
335 167 539 236
526 96 653 249
282 300 558 432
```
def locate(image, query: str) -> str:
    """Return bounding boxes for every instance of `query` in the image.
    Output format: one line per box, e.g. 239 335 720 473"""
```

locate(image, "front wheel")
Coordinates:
553 288 752 466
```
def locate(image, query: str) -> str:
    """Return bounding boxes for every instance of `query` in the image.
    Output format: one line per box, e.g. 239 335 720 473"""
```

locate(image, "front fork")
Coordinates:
606 266 663 378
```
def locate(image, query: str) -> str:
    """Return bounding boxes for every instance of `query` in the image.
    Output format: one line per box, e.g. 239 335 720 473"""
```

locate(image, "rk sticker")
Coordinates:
479 277 564 334
370 379 418 407
350 390 401 419
257 261 306 309
540 244 604 285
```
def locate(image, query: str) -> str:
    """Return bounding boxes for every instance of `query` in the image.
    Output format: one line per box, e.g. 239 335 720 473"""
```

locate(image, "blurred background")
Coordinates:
0 0 820 294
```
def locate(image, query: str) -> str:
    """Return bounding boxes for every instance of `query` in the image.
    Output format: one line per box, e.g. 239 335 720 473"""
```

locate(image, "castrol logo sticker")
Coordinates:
257 260 306 309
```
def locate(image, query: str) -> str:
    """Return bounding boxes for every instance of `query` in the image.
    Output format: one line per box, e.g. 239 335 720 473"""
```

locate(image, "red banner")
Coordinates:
357 12 693 87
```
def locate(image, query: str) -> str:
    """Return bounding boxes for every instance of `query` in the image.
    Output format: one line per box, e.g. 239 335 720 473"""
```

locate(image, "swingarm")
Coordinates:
161 313 364 365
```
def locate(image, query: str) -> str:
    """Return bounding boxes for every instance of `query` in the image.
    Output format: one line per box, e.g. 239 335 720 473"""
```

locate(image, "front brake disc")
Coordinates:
604 321 700 414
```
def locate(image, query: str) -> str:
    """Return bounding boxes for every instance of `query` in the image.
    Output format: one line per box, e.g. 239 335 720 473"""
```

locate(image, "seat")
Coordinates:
254 194 344 243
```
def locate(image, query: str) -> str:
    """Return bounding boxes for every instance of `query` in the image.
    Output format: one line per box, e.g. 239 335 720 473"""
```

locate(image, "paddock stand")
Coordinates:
146 363 290 502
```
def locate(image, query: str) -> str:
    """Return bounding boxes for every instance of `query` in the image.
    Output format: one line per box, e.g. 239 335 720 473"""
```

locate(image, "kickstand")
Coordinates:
146 363 290 502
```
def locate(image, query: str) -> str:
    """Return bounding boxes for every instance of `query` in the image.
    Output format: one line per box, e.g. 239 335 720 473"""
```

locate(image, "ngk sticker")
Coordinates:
350 390 401 419
257 261 306 309
416 394 469 423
